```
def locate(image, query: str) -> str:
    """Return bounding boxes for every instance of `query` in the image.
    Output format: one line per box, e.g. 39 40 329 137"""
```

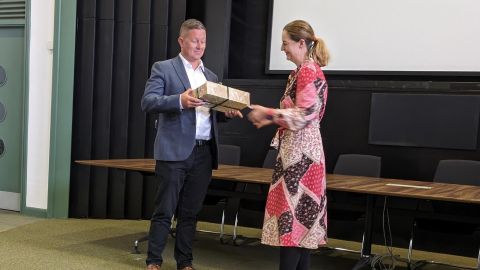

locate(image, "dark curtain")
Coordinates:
70 0 181 219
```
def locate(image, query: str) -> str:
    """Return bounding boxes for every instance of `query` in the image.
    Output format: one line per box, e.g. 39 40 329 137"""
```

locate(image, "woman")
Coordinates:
248 20 330 270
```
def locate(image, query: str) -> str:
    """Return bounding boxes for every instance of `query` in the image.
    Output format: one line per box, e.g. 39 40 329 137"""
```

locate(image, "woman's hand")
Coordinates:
247 105 274 128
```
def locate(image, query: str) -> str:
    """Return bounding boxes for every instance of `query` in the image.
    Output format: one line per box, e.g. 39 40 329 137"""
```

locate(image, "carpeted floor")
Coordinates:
0 216 476 270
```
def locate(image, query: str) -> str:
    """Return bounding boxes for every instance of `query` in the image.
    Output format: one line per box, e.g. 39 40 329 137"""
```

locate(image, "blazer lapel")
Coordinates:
172 56 191 90
203 69 215 82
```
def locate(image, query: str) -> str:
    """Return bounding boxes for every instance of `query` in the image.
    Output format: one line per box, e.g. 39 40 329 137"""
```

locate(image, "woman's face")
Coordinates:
281 30 306 66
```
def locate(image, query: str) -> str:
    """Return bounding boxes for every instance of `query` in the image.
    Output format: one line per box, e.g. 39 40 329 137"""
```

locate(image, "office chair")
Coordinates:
262 148 278 169
230 148 278 245
330 154 382 215
218 144 241 166
407 160 480 269
197 144 241 242
328 154 382 255
333 154 382 177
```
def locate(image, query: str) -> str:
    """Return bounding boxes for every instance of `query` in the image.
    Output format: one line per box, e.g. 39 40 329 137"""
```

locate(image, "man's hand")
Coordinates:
181 89 204 109
224 110 243 118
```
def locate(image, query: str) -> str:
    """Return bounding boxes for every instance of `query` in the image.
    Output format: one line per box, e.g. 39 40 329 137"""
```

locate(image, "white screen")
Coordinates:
268 0 480 73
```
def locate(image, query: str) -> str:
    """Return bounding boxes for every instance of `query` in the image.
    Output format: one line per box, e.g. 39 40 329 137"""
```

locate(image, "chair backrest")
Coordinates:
433 160 480 186
218 144 241 165
431 160 480 220
333 154 381 177
262 149 278 169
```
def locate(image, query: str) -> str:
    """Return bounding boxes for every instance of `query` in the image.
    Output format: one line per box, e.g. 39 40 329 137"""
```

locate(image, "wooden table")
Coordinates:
75 158 480 204
75 159 480 265
76 159 272 184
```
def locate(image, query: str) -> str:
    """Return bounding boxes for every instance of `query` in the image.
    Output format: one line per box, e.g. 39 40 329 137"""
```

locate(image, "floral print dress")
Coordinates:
261 60 328 249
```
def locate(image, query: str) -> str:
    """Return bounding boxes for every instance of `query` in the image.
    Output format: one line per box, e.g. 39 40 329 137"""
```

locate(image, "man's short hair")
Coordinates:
179 19 206 36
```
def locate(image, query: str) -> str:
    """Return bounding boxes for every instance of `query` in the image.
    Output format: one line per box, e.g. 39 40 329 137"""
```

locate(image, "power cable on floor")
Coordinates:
370 196 399 270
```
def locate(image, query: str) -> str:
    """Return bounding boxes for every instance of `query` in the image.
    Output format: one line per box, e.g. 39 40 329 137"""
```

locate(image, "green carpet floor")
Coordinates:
0 218 476 270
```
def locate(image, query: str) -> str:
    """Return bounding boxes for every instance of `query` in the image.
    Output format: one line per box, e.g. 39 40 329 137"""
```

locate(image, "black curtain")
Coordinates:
70 0 182 219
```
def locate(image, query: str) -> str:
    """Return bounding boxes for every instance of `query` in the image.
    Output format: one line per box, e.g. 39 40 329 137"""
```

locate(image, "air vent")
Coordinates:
0 0 25 25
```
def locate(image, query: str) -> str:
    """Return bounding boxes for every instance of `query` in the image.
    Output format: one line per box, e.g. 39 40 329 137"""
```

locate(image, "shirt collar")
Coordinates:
179 53 205 72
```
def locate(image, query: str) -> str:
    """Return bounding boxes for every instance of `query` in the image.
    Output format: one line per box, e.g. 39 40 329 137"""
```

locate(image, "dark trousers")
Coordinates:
146 144 212 269
279 247 311 270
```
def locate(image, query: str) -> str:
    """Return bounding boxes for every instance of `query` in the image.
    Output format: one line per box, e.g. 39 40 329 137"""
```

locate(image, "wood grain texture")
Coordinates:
75 159 480 204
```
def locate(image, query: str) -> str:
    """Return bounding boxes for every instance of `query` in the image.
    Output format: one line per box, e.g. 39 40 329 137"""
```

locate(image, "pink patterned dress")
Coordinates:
261 60 328 249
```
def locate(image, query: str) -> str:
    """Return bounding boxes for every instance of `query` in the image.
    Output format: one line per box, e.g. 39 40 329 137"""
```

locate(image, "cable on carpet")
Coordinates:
370 196 399 270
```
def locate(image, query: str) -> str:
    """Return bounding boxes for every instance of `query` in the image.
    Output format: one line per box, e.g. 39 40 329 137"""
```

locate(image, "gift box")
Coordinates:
194 81 250 112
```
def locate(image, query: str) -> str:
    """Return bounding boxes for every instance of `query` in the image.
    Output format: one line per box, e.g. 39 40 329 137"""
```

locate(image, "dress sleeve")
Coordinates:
273 64 320 130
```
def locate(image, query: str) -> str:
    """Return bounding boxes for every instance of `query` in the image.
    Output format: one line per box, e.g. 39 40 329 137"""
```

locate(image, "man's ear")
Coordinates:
178 36 183 48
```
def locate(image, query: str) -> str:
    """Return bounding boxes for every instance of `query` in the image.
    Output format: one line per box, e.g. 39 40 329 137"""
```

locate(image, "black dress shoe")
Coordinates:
147 264 161 270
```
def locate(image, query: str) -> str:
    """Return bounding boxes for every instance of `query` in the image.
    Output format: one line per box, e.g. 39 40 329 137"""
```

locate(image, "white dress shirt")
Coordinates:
178 53 211 140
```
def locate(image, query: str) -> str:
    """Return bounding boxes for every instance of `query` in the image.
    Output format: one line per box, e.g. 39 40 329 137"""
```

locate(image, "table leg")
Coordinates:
351 194 376 270
361 194 375 257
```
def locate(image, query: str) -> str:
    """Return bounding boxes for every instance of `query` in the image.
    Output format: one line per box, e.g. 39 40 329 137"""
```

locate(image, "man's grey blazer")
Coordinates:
141 55 223 168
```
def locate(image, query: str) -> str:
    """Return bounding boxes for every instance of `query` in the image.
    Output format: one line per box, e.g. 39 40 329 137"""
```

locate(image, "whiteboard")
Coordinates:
267 0 480 74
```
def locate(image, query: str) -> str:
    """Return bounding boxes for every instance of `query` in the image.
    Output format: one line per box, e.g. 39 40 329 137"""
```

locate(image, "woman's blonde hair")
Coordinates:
283 20 330 67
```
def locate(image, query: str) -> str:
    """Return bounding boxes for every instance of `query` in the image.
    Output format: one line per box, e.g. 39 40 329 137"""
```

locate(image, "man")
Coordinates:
141 19 242 270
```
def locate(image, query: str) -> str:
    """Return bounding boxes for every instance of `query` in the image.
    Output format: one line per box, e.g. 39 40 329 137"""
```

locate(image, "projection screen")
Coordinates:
267 0 480 75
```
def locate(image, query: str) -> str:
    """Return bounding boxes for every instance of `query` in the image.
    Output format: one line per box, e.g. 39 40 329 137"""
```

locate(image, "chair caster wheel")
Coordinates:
220 237 228 244
233 238 244 246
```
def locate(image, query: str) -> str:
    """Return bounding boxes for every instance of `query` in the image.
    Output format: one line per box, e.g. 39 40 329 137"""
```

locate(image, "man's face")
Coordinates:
178 29 206 63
